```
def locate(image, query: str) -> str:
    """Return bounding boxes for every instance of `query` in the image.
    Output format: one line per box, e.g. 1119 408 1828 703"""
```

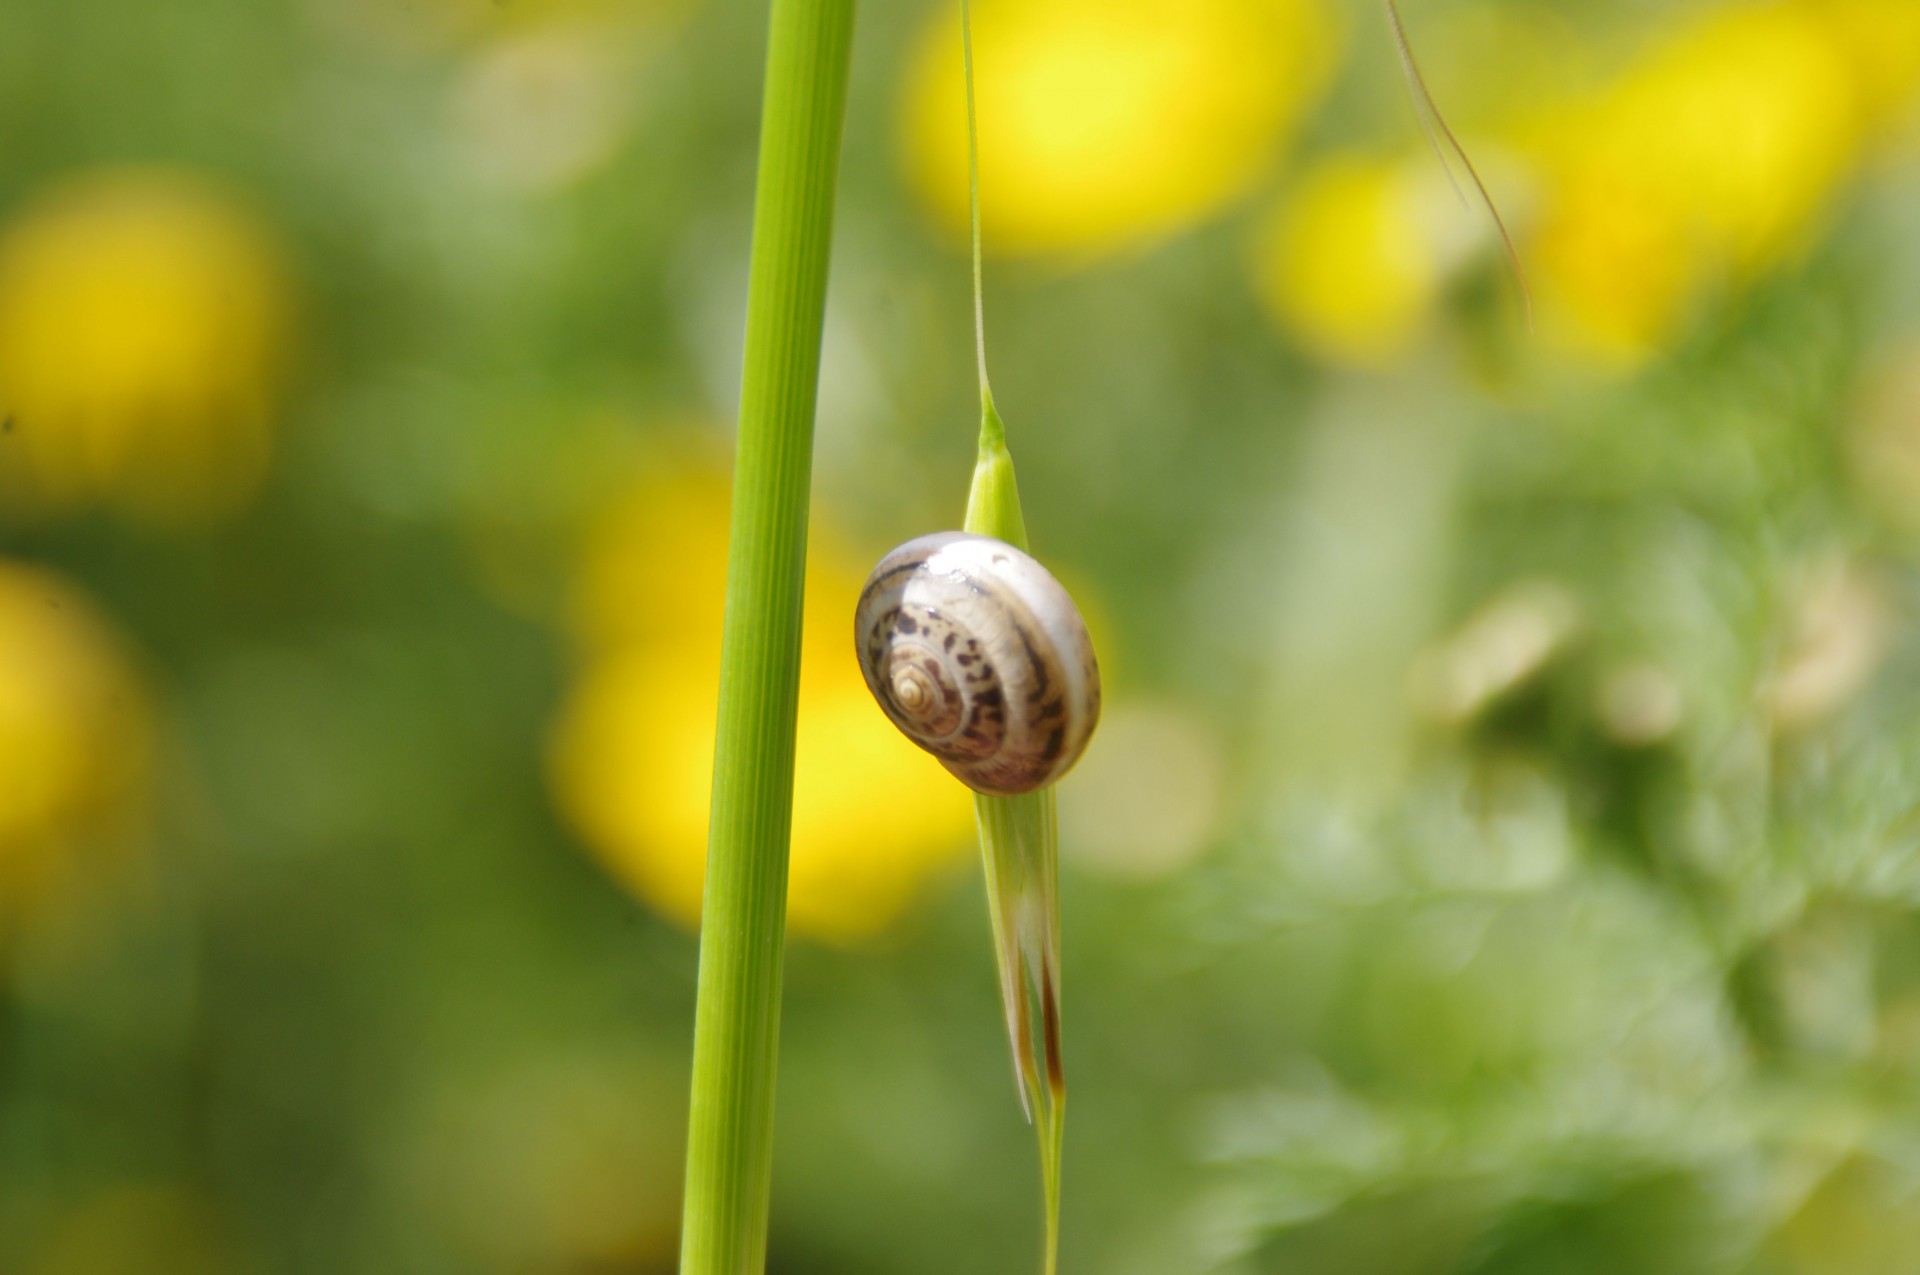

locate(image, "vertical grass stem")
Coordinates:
678 2 857 1271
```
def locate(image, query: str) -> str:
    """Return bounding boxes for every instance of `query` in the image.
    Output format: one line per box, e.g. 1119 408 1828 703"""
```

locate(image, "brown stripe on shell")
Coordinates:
934 568 1082 794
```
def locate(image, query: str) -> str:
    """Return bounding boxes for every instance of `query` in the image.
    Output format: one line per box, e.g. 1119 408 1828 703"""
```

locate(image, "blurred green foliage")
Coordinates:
4 0 1920 1273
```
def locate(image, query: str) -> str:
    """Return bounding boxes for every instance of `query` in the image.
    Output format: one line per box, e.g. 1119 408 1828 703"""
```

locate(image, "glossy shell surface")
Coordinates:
854 531 1100 796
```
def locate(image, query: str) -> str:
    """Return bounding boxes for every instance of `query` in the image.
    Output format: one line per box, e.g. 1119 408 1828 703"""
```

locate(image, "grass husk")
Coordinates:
965 390 1067 1275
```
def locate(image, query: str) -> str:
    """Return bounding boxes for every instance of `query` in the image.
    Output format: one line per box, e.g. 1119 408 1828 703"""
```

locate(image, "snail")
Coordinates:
854 531 1100 797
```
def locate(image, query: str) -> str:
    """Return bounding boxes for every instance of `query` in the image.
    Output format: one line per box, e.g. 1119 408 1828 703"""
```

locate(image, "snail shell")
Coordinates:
854 531 1100 797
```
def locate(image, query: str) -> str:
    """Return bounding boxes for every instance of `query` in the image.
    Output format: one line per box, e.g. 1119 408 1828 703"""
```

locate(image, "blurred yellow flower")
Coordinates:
1256 1 1920 370
0 169 293 525
1249 0 1569 367
901 0 1338 260
0 562 151 936
1817 0 1920 129
1533 1 1888 363
1254 153 1444 366
548 459 973 946
1528 164 1698 365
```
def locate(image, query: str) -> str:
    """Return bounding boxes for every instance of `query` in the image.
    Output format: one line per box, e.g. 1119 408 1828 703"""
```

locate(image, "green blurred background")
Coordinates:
5 0 1920 1271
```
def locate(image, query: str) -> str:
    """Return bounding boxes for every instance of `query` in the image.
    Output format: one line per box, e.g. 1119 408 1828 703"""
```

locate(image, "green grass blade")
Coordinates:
677 2 857 1271
965 388 1066 1275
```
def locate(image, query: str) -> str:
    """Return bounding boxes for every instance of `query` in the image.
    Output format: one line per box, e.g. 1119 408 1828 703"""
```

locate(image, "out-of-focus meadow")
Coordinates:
5 0 1920 1270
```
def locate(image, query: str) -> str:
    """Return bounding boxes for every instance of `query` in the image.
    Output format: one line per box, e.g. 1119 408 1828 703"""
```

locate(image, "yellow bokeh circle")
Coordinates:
1250 0 1920 370
0 168 293 525
0 561 151 930
901 0 1338 261
1255 153 1443 367
548 461 973 946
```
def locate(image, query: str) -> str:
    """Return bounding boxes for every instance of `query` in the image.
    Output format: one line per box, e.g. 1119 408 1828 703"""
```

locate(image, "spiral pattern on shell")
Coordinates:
854 532 1101 796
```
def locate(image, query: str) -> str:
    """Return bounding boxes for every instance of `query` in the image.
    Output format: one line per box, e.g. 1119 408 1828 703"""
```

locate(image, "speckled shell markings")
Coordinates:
854 531 1100 796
